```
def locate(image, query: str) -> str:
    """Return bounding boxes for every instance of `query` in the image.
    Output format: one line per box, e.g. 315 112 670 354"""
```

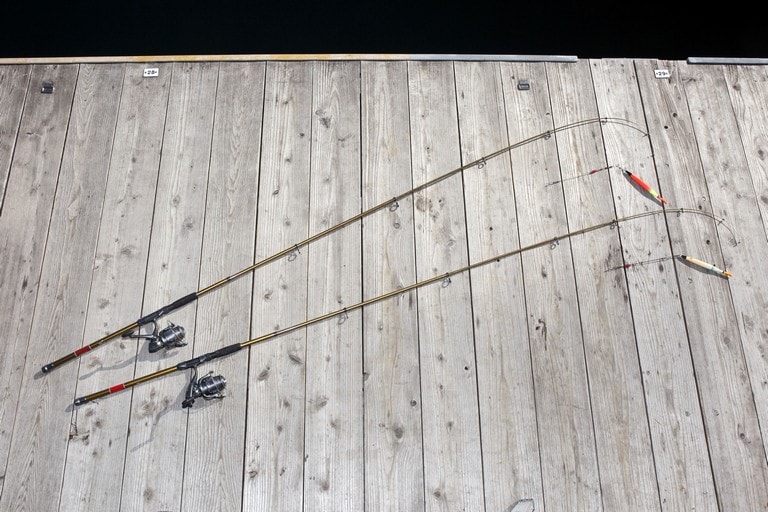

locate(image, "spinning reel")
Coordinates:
124 321 188 353
182 367 227 408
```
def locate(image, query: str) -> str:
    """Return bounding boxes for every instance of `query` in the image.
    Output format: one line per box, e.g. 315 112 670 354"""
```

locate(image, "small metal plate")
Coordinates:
654 69 671 79
517 79 530 91
41 81 54 94
507 498 535 512
143 68 159 78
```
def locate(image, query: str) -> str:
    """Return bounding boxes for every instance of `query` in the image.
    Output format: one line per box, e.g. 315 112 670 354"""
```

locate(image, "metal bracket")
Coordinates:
41 81 54 94
517 79 531 91
506 498 535 512
688 57 768 65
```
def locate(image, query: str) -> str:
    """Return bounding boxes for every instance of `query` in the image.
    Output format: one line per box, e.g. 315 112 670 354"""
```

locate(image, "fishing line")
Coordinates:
546 160 668 207
605 255 676 272
42 116 640 374
72 207 735 408
607 253 733 278
545 164 615 186
605 254 733 277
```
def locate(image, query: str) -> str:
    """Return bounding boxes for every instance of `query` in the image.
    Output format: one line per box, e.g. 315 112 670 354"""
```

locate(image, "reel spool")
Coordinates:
124 321 187 353
182 368 227 408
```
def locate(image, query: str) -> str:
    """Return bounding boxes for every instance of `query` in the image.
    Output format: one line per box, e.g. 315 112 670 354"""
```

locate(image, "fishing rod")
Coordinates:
41 116 642 374
73 207 734 408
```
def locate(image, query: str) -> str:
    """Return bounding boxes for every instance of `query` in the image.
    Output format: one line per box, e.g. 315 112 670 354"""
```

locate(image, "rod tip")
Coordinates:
723 271 734 278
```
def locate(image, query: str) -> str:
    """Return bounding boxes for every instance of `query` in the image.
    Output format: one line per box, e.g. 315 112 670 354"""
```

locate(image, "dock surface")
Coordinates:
0 58 767 511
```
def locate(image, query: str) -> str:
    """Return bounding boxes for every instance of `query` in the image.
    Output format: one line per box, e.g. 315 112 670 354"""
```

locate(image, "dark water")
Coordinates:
1 1 765 60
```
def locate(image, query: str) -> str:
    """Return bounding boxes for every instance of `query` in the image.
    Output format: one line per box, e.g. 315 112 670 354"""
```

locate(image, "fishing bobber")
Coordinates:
679 255 733 278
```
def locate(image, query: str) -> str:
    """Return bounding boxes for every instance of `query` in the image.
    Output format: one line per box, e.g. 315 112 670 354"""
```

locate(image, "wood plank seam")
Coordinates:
0 63 80 504
450 61 489 512
590 58 664 510
498 61 548 512
0 65 32 217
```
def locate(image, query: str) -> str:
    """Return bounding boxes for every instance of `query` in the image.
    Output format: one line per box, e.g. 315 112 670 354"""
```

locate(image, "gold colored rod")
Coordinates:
48 117 633 374
74 366 179 405
41 322 139 373
197 117 637 298
74 207 731 406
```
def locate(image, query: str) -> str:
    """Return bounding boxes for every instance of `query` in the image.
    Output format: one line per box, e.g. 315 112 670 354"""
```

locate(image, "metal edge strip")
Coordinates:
688 56 768 65
0 53 579 65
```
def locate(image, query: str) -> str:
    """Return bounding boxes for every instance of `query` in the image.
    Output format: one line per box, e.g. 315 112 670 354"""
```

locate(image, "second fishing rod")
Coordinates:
40 116 640 374
72 207 736 408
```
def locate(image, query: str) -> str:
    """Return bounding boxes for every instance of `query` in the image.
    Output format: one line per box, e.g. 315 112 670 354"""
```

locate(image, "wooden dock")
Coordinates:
0 58 766 511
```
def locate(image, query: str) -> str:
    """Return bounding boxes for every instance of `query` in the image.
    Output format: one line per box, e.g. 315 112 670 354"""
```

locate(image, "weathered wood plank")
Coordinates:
408 61 484 512
59 62 172 512
727 66 768 237
181 61 265 511
561 59 662 510
722 64 768 456
508 61 601 511
0 65 29 213
0 63 124 512
1 56 766 512
303 61 364 511
636 59 768 510
627 60 724 511
0 64 77 499
592 58 716 511
361 61 424 511
120 61 218 512
243 62 312 512
454 61 542 511
681 62 768 505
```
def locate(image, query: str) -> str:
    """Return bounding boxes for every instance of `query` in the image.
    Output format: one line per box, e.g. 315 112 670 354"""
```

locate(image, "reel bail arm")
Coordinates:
178 343 241 408
124 321 187 353
182 368 227 408
122 292 197 352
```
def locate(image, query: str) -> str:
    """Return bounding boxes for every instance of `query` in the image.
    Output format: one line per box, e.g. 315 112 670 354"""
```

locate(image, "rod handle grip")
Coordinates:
40 350 78 374
73 388 111 406
137 292 197 325
177 343 242 370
